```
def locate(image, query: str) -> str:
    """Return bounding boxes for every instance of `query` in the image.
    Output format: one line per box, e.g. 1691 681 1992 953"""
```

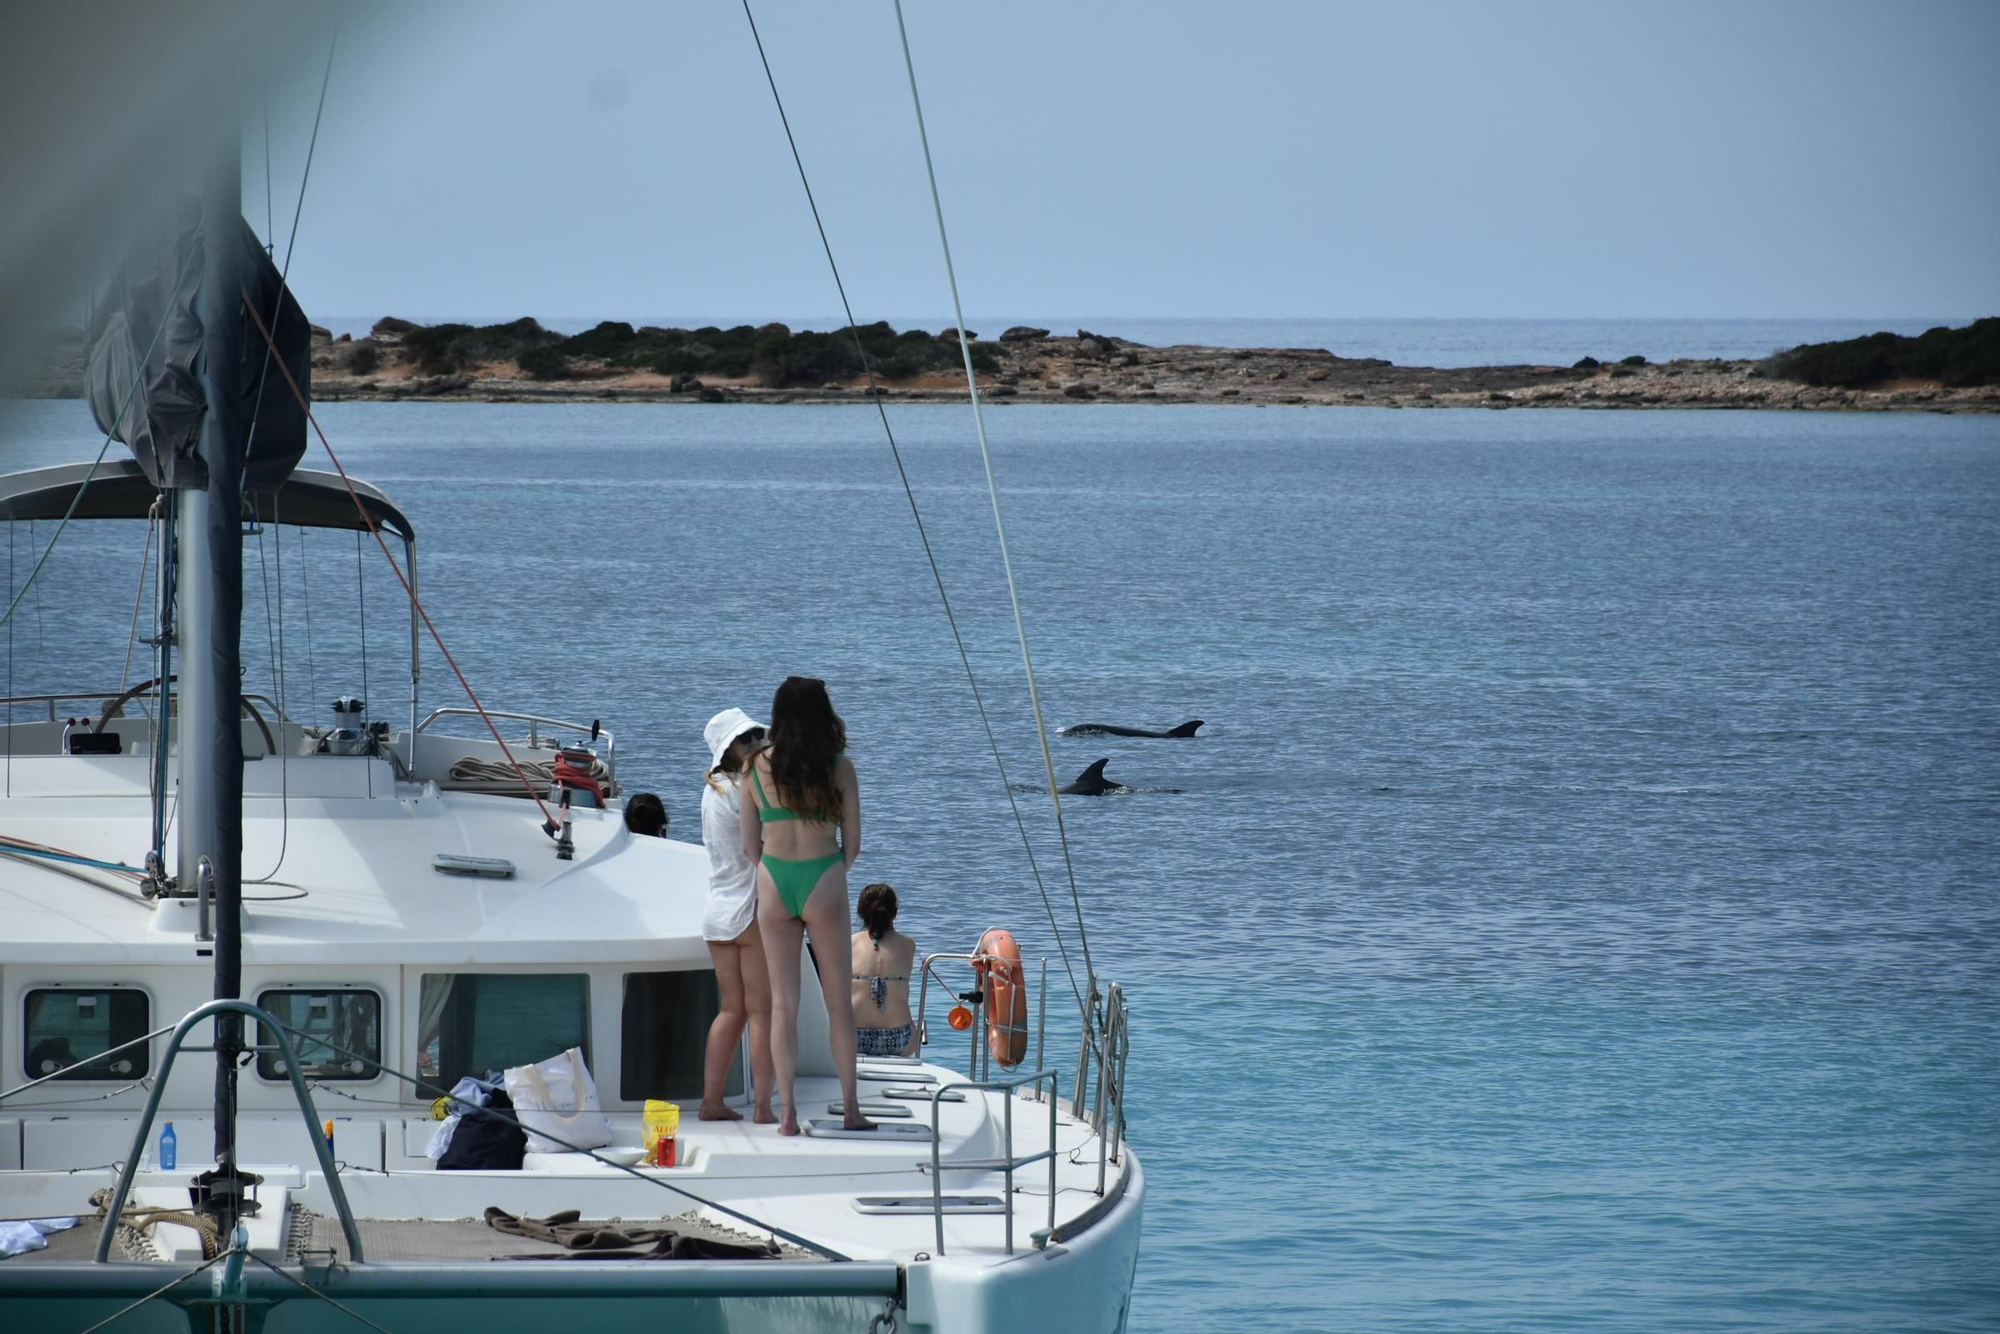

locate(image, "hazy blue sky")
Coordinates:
221 0 2000 323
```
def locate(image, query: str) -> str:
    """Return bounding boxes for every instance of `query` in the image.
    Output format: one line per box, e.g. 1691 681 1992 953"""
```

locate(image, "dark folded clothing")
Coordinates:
483 1207 776 1258
495 1232 779 1261
440 1091 526 1171
484 1206 670 1250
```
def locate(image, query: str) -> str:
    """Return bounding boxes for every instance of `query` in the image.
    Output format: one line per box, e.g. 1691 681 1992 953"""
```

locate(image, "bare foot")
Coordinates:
752 1104 778 1125
697 1104 742 1122
777 1108 801 1136
842 1108 877 1132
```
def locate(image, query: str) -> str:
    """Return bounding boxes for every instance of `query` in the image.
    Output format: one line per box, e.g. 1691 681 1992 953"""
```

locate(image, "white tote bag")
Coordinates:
504 1046 613 1155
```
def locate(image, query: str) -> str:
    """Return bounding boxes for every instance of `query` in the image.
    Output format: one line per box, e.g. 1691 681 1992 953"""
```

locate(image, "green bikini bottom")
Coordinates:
761 850 845 917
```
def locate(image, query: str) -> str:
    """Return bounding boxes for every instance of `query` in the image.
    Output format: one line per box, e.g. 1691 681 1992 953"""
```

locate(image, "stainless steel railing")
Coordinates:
1067 979 1131 1196
912 953 1134 1252
414 707 616 787
92 999 365 1263
925 1067 1059 1257
0 688 283 724
915 950 1050 1085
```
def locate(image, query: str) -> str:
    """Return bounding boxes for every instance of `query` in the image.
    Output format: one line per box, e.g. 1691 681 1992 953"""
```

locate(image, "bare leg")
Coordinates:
700 939 746 1120
736 920 778 1123
800 869 874 1131
756 871 807 1135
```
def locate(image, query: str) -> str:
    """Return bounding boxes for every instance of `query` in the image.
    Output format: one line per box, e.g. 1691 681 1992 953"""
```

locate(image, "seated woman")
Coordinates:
851 884 918 1058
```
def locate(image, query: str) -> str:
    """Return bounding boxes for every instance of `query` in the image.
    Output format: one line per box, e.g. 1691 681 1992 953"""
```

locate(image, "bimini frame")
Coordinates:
0 456 422 744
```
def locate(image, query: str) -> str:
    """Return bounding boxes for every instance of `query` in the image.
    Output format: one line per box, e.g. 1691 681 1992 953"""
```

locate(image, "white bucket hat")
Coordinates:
704 707 767 771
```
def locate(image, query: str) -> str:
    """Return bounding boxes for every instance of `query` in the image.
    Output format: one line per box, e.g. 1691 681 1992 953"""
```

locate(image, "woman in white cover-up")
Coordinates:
698 708 777 1122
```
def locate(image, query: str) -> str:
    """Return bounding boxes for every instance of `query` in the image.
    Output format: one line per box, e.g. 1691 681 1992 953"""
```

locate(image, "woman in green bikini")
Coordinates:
742 676 874 1134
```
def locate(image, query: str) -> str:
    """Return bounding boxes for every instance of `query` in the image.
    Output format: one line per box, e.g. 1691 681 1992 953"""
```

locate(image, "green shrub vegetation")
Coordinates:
398 317 562 377
1771 319 2000 388
388 316 999 387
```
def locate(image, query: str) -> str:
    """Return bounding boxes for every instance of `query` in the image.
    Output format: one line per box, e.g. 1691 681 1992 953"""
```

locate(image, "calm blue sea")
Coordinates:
313 314 1980 371
4 395 1998 1332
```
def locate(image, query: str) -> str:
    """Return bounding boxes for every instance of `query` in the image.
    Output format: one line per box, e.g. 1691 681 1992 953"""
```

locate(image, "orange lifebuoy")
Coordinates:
973 928 1029 1067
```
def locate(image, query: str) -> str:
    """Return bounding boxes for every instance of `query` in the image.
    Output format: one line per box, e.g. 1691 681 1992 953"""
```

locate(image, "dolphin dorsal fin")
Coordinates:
1077 758 1109 781
1166 720 1204 737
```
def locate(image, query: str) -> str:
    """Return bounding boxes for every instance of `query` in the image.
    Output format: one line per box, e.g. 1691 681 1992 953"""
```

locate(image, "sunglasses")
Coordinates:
736 728 767 745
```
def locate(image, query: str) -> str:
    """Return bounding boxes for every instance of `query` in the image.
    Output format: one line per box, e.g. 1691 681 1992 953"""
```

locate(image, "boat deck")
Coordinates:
3 1067 1128 1268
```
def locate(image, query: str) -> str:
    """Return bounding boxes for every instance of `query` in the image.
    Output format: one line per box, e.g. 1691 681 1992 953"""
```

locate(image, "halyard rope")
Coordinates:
740 0 1089 1016
240 295 560 825
888 0 1098 986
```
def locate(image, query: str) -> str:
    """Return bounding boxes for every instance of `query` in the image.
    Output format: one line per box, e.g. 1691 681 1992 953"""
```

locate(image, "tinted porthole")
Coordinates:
22 988 150 1081
255 990 383 1081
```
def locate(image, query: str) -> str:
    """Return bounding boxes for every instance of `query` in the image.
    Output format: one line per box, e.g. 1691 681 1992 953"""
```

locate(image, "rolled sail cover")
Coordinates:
85 204 310 492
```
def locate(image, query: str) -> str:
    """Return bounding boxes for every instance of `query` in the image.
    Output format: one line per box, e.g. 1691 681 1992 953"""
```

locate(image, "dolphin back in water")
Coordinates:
1058 758 1124 795
1058 719 1204 738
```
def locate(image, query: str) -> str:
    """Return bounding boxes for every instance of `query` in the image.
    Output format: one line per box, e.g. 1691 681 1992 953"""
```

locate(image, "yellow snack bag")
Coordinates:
643 1100 679 1161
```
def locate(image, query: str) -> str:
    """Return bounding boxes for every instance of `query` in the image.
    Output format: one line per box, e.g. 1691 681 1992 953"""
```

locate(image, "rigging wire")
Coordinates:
6 522 13 800
890 0 1098 988
256 519 279 698
117 504 158 694
300 525 319 717
71 1252 235 1334
356 527 373 799
740 0 1086 1015
240 296 561 825
241 1253 398 1334
246 490 293 883
28 519 44 677
263 100 275 254
148 504 175 869
242 22 339 485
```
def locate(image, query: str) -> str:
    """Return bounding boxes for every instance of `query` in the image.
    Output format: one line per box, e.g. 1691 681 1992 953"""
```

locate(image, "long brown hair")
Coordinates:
765 675 845 820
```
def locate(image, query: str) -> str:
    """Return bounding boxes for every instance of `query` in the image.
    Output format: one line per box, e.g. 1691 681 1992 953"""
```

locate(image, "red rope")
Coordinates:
239 294 559 826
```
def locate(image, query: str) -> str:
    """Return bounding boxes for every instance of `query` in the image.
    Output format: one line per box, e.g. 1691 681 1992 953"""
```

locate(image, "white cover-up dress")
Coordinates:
700 775 758 942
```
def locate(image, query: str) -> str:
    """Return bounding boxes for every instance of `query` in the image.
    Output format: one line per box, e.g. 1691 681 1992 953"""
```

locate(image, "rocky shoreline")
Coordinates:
13 322 1998 412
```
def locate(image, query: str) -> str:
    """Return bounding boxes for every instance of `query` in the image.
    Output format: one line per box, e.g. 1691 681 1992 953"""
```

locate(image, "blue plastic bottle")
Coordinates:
159 1122 176 1171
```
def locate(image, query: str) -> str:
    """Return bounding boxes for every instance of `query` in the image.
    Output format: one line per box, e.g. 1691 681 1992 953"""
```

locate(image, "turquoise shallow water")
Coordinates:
4 398 1998 1331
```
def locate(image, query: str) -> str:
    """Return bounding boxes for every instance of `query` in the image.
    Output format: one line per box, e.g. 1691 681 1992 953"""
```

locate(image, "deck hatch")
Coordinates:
826 1102 913 1118
432 854 515 878
853 1195 1005 1214
805 1119 933 1140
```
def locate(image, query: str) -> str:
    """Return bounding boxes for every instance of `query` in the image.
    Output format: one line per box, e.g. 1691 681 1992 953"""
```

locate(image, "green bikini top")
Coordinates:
750 755 843 824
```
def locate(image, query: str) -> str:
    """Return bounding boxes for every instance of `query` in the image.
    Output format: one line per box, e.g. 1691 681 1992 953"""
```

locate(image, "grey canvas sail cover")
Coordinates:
84 201 310 492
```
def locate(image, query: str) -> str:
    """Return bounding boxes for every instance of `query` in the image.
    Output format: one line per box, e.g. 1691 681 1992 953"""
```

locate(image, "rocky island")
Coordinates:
13 318 1998 411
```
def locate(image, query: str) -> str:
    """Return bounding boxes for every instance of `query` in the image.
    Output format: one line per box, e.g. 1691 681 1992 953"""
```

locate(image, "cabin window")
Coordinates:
22 988 150 1081
621 970 733 1101
417 973 590 1089
254 990 382 1081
